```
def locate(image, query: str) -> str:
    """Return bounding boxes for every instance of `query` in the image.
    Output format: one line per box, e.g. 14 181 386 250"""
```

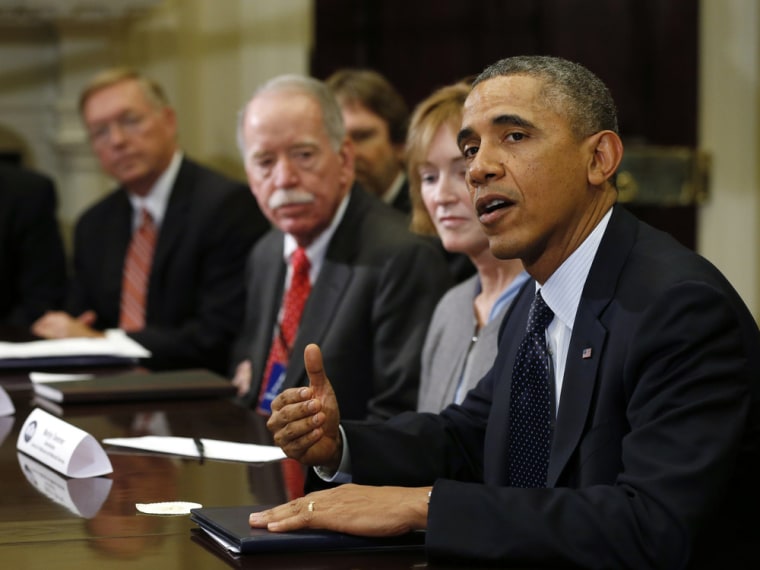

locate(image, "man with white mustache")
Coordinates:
267 188 315 210
231 74 451 422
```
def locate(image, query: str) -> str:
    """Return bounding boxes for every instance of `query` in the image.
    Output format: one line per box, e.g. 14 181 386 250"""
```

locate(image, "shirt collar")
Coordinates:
283 191 351 281
476 270 531 323
381 171 406 205
539 207 613 331
127 151 183 230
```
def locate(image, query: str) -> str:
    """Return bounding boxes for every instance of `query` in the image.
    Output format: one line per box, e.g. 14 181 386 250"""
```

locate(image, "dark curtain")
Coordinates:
311 0 699 247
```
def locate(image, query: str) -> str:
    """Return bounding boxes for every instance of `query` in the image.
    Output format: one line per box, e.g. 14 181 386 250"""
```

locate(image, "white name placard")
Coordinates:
17 408 113 478
0 385 14 416
17 452 113 518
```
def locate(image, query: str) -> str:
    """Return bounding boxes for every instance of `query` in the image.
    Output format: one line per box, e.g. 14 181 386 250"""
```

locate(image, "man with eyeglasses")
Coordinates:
32 68 269 375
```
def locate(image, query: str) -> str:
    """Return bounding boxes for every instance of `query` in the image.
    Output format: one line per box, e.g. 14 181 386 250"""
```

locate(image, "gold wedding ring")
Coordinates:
307 500 315 512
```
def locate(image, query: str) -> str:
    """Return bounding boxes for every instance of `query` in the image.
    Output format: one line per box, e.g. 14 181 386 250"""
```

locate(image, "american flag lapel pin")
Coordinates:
582 347 593 359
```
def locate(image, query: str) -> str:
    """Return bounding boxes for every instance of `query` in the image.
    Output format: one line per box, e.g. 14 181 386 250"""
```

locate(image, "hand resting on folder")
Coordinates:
251 344 431 537
249 483 430 537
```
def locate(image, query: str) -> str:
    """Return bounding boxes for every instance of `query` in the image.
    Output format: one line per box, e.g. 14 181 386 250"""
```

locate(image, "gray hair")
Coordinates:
473 55 619 139
237 74 345 157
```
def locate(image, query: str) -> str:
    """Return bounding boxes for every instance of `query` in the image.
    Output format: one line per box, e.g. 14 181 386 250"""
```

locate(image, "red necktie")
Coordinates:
257 247 312 414
119 208 157 332
257 247 311 500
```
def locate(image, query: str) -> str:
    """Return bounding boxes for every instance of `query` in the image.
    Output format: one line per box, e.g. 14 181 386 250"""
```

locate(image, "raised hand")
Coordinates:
266 343 342 470
231 359 252 396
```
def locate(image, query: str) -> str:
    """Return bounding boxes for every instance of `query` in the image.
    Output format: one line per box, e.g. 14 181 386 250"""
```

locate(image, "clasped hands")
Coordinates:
250 343 430 536
31 310 104 339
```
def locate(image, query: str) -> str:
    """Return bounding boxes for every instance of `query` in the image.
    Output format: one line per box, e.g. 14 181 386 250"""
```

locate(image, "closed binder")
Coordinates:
190 505 425 554
32 369 235 404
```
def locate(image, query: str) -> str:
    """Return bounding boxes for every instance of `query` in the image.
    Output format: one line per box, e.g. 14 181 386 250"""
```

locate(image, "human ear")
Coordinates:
162 106 178 130
587 131 623 186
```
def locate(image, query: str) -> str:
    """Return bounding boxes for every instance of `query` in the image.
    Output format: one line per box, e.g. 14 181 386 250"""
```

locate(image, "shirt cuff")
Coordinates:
313 424 353 484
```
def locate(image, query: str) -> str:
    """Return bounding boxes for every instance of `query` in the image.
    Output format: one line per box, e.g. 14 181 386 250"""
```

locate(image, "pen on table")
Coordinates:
194 437 205 465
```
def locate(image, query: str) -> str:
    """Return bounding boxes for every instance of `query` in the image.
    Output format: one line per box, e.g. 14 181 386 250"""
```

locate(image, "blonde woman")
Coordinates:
408 82 529 412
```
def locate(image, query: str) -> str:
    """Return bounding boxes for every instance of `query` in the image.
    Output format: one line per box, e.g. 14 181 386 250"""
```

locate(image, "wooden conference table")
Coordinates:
0 373 434 569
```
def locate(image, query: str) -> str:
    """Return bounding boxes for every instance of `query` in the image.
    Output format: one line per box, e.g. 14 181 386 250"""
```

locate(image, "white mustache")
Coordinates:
268 189 315 210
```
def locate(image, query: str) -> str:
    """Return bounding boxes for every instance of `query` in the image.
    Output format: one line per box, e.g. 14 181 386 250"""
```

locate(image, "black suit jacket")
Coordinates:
389 175 411 215
0 163 67 326
342 205 760 568
233 185 452 420
69 157 269 374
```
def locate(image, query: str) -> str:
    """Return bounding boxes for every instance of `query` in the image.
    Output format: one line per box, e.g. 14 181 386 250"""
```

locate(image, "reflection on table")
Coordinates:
0 383 436 569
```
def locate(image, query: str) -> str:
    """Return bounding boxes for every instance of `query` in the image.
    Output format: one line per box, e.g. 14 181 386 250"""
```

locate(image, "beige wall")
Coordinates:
0 0 758 318
0 0 312 246
698 0 760 319
120 0 313 180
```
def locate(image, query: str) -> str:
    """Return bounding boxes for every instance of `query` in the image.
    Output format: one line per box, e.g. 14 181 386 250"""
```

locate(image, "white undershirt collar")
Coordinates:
126 151 182 231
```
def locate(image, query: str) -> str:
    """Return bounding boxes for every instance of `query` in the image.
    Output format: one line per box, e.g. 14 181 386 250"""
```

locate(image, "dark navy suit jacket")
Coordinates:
343 205 760 568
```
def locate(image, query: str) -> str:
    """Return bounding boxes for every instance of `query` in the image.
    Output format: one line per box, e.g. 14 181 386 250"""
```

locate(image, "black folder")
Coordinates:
0 353 137 370
190 505 426 554
32 368 236 404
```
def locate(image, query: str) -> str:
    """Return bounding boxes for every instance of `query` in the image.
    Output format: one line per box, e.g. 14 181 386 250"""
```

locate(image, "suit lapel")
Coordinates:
286 260 352 386
148 159 194 305
546 205 637 486
249 235 287 389
488 282 534 484
102 193 133 321
547 307 606 486
282 186 366 389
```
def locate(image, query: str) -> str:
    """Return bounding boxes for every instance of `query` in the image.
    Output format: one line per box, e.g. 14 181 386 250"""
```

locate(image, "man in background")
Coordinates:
326 69 410 214
32 68 269 374
327 68 475 283
0 161 67 327
232 74 450 421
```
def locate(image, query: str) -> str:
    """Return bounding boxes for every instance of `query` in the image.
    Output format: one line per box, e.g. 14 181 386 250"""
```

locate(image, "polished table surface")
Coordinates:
0 376 436 569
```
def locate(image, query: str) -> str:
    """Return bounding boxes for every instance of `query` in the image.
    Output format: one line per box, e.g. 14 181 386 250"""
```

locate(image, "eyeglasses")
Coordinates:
87 112 150 147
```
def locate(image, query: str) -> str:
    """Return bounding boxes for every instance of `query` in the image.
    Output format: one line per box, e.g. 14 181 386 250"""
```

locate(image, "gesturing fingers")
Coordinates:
270 386 312 414
304 344 329 394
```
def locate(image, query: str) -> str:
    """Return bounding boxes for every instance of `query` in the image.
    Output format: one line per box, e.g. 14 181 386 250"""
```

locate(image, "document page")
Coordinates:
0 329 150 359
102 435 286 463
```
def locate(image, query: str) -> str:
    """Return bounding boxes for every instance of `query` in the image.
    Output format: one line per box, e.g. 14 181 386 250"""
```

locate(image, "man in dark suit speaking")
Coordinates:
252 56 760 568
231 74 450 421
32 68 268 374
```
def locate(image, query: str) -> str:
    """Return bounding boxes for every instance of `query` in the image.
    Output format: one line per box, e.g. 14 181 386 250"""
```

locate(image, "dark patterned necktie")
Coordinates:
507 290 555 488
